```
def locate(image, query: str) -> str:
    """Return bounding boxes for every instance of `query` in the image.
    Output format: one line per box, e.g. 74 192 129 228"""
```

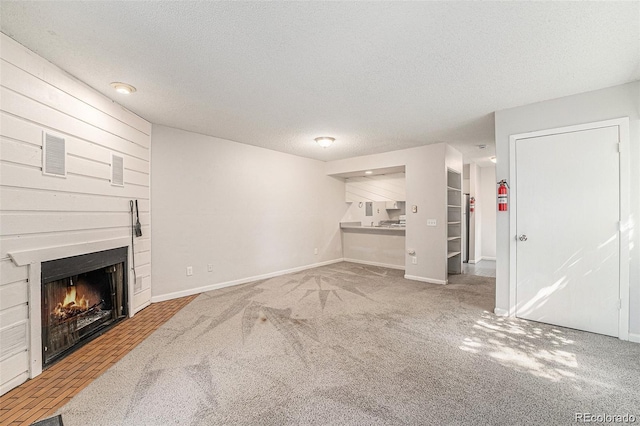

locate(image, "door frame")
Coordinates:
507 117 630 340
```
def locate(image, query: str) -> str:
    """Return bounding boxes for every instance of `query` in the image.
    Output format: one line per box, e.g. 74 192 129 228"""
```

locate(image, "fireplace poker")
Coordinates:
86 299 105 313
130 200 138 289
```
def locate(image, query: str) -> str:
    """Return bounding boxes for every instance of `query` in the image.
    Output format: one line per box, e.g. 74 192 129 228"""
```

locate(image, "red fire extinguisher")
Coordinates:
469 197 475 213
497 180 508 211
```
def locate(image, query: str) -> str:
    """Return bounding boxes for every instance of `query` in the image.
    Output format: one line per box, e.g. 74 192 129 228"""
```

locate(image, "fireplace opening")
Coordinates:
41 247 128 368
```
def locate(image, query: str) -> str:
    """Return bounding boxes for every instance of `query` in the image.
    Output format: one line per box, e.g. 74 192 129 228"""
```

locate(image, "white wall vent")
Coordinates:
111 154 124 187
42 132 66 177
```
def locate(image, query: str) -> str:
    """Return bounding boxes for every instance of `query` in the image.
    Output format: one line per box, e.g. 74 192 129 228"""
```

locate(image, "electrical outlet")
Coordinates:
412 257 417 265
186 266 193 276
427 219 437 226
207 264 213 272
314 248 318 255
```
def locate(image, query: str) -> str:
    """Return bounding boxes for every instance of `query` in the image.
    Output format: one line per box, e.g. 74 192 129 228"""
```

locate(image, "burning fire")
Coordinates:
53 285 91 320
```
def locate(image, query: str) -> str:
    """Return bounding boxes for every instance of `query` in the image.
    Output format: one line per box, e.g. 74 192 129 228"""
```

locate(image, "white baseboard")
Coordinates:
404 274 447 285
469 256 496 264
629 333 640 343
343 258 405 270
150 258 344 303
494 307 509 317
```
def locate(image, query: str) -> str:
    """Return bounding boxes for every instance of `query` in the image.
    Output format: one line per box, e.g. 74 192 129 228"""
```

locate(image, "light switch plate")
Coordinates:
412 205 418 213
427 219 437 226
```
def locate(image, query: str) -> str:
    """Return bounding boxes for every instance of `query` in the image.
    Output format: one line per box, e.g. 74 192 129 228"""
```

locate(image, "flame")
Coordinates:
61 286 90 310
62 286 75 306
53 285 91 320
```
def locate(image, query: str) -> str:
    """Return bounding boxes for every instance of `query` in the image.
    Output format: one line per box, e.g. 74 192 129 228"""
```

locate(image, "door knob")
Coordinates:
519 234 528 241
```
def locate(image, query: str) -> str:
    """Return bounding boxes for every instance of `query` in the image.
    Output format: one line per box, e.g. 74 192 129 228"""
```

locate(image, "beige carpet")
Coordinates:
55 262 640 425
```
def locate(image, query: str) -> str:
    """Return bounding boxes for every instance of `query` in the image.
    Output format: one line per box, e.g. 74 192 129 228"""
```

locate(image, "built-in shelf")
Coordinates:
447 168 462 275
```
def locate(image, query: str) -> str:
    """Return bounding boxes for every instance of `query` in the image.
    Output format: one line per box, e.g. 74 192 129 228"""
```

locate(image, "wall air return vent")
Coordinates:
111 154 124 187
42 132 66 177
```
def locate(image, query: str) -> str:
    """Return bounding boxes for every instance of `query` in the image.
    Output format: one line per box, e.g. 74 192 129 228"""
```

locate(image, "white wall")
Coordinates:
463 164 470 193
327 143 463 284
466 163 496 262
345 173 406 203
342 230 406 269
0 34 151 394
342 201 393 226
494 81 640 337
150 125 346 300
479 166 496 259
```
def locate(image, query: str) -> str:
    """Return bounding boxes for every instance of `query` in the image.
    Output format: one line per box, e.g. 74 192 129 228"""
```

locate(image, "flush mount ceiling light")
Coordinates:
365 170 373 175
314 137 335 148
110 82 136 95
490 156 497 163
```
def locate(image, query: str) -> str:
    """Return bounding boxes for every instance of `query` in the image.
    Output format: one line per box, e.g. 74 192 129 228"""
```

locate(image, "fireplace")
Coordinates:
41 247 128 367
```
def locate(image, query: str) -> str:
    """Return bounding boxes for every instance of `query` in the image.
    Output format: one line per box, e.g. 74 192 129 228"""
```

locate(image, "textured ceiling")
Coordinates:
1 2 638 164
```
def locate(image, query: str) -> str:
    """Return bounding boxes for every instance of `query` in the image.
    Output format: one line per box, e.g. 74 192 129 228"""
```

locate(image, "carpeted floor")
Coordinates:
55 262 640 425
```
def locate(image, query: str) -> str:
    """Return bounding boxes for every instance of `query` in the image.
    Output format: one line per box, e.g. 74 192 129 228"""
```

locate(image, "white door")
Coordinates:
515 126 620 337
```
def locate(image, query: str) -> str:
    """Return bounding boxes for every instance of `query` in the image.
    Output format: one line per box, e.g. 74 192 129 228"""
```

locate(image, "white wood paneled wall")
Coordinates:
0 34 151 395
345 173 406 202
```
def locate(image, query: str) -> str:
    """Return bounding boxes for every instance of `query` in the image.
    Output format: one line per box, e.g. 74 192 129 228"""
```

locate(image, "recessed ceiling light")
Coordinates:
110 82 136 95
477 144 487 150
314 137 335 148
365 171 373 174
490 156 497 163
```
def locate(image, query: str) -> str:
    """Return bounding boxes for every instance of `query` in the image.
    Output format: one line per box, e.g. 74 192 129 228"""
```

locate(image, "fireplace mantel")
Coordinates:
8 237 130 266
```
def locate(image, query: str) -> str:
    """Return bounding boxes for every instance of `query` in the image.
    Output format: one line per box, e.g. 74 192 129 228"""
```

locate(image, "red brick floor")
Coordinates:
0 295 198 425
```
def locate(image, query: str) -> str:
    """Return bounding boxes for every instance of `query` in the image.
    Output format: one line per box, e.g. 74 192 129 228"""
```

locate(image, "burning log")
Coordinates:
52 296 104 321
54 301 85 320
